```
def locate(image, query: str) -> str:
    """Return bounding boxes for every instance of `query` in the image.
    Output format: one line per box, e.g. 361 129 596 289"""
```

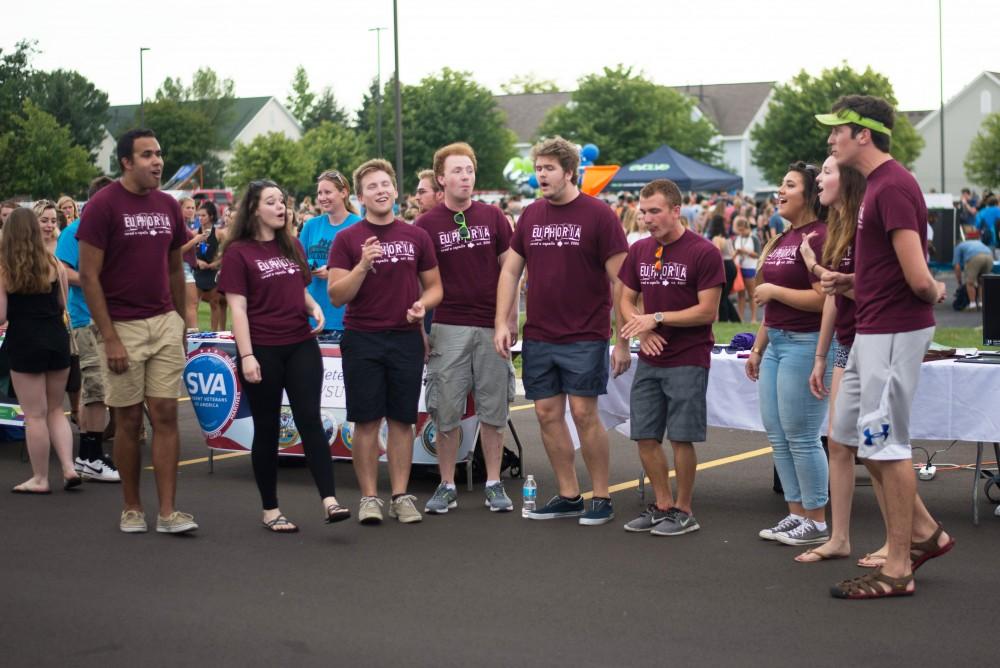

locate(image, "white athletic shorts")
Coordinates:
830 326 934 461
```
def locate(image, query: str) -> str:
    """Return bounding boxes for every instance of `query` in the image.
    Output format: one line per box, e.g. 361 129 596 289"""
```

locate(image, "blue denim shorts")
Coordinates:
521 339 609 400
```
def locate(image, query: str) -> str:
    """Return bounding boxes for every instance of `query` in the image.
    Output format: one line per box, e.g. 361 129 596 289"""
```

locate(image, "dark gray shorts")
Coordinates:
521 339 609 400
629 362 709 443
834 341 851 369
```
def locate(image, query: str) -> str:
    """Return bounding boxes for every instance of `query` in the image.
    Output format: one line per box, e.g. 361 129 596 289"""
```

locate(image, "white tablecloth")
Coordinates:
594 352 1000 443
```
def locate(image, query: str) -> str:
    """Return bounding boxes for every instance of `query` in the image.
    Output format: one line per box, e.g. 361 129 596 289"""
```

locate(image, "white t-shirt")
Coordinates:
733 234 758 270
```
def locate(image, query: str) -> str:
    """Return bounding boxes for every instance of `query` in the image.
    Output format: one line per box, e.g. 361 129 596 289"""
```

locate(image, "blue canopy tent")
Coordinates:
607 145 743 192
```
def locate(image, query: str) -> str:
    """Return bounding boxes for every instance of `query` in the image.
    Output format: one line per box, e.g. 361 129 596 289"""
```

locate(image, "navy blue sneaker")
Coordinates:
527 495 585 520
579 498 615 526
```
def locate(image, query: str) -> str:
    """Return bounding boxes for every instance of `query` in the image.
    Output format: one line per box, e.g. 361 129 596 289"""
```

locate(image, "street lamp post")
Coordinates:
392 0 404 205
938 0 945 193
369 27 387 157
139 47 150 126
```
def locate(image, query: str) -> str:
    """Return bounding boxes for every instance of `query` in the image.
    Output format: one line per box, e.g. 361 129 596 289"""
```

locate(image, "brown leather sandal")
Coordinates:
831 567 914 599
910 523 955 572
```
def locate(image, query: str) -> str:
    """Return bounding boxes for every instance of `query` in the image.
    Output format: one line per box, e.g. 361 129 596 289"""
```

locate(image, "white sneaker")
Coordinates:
76 456 121 483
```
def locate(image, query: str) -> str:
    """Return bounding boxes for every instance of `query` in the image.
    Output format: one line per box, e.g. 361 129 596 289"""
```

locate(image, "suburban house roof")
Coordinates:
915 71 1000 130
493 82 776 143
103 96 278 144
674 81 775 137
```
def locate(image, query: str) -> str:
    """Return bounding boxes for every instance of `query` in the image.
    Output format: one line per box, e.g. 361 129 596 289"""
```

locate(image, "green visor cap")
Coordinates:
814 108 892 136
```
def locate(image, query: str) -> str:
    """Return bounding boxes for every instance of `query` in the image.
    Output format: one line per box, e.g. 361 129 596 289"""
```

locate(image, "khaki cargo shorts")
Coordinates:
73 324 105 405
96 311 186 407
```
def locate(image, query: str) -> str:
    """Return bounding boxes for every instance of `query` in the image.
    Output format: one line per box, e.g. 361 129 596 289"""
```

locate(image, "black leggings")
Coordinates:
718 259 742 322
239 338 336 510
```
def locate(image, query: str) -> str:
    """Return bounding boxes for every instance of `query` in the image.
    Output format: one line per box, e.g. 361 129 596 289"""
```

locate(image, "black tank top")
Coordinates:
6 280 62 320
196 226 219 262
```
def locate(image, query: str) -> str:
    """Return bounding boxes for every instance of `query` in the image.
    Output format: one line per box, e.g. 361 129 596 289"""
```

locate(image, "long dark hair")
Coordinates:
757 161 825 269
222 180 309 275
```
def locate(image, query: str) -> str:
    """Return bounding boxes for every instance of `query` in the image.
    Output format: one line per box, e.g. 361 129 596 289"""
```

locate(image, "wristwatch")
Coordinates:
653 312 663 324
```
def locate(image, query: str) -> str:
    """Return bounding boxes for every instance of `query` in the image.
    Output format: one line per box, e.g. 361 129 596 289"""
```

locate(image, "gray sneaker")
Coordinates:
623 504 671 532
759 514 801 541
774 518 829 546
484 482 513 512
650 508 701 536
424 483 458 514
358 496 384 525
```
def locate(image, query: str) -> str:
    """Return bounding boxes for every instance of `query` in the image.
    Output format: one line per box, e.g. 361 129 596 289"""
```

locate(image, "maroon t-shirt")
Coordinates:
854 160 934 334
759 220 826 332
833 243 856 347
327 219 438 332
511 193 628 343
216 239 312 346
618 231 725 368
415 200 511 328
76 181 186 321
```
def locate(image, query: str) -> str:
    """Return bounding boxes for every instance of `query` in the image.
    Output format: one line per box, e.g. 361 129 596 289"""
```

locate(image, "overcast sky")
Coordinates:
8 0 999 117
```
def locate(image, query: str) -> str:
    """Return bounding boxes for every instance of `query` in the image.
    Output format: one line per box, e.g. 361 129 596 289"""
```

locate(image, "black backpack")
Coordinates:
952 284 970 311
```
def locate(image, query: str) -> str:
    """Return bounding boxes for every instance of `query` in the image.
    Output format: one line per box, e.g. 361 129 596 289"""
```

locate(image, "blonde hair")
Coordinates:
317 169 359 215
417 169 441 193
1 208 58 294
531 136 580 185
353 158 397 196
56 195 78 220
621 207 642 235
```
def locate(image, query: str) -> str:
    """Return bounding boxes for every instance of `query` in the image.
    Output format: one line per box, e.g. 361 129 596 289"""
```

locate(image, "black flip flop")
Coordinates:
325 504 351 524
64 477 83 491
262 515 299 533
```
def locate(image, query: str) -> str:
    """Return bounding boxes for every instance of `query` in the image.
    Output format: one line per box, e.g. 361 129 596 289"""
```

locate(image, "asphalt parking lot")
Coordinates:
2 395 997 668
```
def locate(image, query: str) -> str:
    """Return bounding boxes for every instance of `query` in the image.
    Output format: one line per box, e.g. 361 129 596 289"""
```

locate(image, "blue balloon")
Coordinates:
527 174 539 188
582 143 599 161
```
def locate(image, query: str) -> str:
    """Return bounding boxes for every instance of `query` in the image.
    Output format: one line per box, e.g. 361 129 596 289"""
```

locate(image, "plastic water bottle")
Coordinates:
522 475 537 517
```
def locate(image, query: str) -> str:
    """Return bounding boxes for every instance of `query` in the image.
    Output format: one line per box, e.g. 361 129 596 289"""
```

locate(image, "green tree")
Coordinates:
538 65 722 167
358 68 515 190
964 112 1000 190
30 69 110 155
227 132 315 196
301 121 367 182
500 74 559 95
140 99 223 186
0 40 37 128
154 67 236 143
0 100 97 198
285 66 315 124
302 88 348 131
285 66 348 132
751 63 924 185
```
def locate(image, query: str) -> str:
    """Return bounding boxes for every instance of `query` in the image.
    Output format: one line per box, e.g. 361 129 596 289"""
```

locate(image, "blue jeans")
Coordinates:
758 328 833 510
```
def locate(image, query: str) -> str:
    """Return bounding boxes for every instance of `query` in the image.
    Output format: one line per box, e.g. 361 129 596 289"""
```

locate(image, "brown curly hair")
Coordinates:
1 208 58 294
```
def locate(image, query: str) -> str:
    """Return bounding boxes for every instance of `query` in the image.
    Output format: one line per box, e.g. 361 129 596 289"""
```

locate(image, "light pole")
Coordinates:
139 47 150 126
393 0 404 205
938 0 945 193
369 27 387 157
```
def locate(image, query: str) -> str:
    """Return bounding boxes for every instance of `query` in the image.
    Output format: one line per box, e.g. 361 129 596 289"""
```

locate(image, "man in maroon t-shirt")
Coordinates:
816 96 952 599
77 129 195 535
618 179 724 537
328 159 443 525
415 143 517 514
494 136 630 526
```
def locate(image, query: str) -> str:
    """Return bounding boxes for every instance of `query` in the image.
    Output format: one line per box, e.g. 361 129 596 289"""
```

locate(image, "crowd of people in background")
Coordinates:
0 93 971 600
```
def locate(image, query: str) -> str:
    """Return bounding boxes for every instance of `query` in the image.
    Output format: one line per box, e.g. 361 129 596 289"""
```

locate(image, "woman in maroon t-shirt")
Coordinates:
793 156 889 565
218 180 349 532
745 162 833 549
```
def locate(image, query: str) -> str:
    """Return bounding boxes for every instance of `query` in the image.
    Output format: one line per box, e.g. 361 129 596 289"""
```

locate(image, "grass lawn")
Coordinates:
196 303 996 372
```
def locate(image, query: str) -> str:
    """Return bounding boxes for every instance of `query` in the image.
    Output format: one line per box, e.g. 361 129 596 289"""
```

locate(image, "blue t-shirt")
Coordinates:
54 218 91 328
975 206 1000 246
299 212 361 330
768 213 786 233
952 240 992 268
